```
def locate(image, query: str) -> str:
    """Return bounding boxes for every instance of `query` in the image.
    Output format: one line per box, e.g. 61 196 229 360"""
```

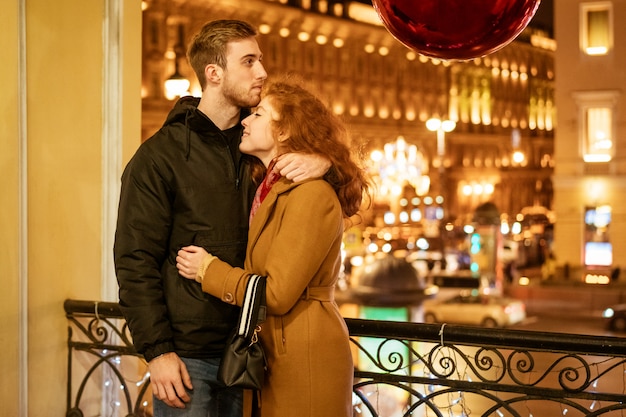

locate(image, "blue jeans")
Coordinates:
152 357 243 417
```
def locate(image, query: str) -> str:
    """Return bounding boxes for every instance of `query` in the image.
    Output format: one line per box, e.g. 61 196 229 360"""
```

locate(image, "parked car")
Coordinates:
423 291 527 327
602 304 626 331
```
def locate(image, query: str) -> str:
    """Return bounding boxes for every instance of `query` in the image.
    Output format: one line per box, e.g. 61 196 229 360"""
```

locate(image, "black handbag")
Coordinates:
218 274 267 390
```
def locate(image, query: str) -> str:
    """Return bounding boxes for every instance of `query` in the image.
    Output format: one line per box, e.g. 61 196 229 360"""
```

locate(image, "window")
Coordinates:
581 2 613 55
573 91 619 163
585 108 613 161
584 205 612 267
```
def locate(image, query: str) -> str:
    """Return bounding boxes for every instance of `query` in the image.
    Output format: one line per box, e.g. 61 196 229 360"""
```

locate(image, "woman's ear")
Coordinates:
277 131 290 142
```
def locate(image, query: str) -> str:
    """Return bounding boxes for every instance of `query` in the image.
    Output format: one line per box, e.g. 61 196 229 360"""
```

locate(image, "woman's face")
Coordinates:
240 97 280 167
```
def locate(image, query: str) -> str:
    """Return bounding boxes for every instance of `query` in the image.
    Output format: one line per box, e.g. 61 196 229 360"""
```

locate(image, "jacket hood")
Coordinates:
164 95 252 130
164 96 201 127
162 95 251 160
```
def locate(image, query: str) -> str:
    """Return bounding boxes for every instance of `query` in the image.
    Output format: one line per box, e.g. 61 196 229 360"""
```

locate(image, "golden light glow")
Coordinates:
348 2 384 26
369 136 430 209
585 274 610 284
315 35 328 45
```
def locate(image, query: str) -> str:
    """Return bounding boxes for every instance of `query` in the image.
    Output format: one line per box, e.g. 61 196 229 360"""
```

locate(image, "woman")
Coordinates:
176 78 370 417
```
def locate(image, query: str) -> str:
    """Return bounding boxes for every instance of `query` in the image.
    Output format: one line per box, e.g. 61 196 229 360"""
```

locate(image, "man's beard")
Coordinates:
222 78 262 109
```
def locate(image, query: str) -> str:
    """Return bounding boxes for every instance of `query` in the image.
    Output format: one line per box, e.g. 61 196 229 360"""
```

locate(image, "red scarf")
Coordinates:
249 159 282 224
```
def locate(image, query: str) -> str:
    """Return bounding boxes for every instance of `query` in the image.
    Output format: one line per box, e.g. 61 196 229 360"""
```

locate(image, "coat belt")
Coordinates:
301 286 335 301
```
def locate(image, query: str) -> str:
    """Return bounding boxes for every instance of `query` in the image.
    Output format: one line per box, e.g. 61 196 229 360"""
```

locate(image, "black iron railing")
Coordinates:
65 299 626 417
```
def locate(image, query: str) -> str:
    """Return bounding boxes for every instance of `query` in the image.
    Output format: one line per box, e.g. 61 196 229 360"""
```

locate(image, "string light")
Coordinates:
80 313 626 417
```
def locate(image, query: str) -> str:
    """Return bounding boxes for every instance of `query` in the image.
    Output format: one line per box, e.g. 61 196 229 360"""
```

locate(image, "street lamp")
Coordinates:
426 118 456 161
164 59 190 100
164 23 191 100
426 117 456 227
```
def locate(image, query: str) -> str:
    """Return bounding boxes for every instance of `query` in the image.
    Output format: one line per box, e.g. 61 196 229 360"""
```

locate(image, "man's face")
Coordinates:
221 38 268 108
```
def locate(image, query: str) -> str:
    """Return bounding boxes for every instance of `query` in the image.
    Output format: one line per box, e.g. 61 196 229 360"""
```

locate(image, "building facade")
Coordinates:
553 0 626 282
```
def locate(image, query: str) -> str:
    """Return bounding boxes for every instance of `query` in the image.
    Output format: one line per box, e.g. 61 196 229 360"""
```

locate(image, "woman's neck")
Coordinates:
261 154 280 169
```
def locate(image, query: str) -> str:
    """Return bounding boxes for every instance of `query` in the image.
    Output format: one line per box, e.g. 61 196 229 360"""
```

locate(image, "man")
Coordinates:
114 20 327 416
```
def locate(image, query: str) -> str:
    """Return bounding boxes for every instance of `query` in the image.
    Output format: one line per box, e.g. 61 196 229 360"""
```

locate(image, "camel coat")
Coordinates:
201 177 353 417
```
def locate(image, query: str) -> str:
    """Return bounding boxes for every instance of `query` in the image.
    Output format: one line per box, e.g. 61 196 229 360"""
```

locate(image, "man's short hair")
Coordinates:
187 20 258 90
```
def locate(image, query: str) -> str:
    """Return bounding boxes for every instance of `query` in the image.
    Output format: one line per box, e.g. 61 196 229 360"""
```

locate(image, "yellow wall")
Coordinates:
1 1 21 415
27 1 104 412
1 0 141 415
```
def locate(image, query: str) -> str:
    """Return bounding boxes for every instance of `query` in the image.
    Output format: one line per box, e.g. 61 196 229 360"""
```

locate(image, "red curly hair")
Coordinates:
262 77 371 218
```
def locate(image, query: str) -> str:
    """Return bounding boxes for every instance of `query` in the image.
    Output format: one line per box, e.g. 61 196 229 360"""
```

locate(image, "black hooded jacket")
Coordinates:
114 96 256 362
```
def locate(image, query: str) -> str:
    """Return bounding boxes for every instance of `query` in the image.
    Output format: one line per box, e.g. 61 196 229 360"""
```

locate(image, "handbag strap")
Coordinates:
237 274 267 341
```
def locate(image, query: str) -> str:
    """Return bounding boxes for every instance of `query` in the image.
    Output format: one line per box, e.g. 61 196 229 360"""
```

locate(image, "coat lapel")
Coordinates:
247 178 291 252
246 178 319 252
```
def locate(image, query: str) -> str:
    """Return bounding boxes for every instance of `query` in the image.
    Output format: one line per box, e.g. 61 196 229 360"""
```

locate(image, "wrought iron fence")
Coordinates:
65 299 626 417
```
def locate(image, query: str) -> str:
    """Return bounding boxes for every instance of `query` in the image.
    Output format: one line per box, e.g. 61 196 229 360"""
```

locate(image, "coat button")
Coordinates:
224 293 234 303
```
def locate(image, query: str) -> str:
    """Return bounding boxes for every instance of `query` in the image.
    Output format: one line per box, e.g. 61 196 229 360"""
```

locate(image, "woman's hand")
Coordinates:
176 245 210 280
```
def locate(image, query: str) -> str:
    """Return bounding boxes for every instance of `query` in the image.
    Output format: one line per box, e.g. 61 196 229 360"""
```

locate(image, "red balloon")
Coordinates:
372 0 542 60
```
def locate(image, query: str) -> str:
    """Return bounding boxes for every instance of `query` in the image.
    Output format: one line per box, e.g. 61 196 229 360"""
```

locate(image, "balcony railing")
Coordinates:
65 299 626 417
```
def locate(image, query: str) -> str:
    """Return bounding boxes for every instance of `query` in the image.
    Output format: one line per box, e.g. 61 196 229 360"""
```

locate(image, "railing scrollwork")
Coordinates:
65 300 626 416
